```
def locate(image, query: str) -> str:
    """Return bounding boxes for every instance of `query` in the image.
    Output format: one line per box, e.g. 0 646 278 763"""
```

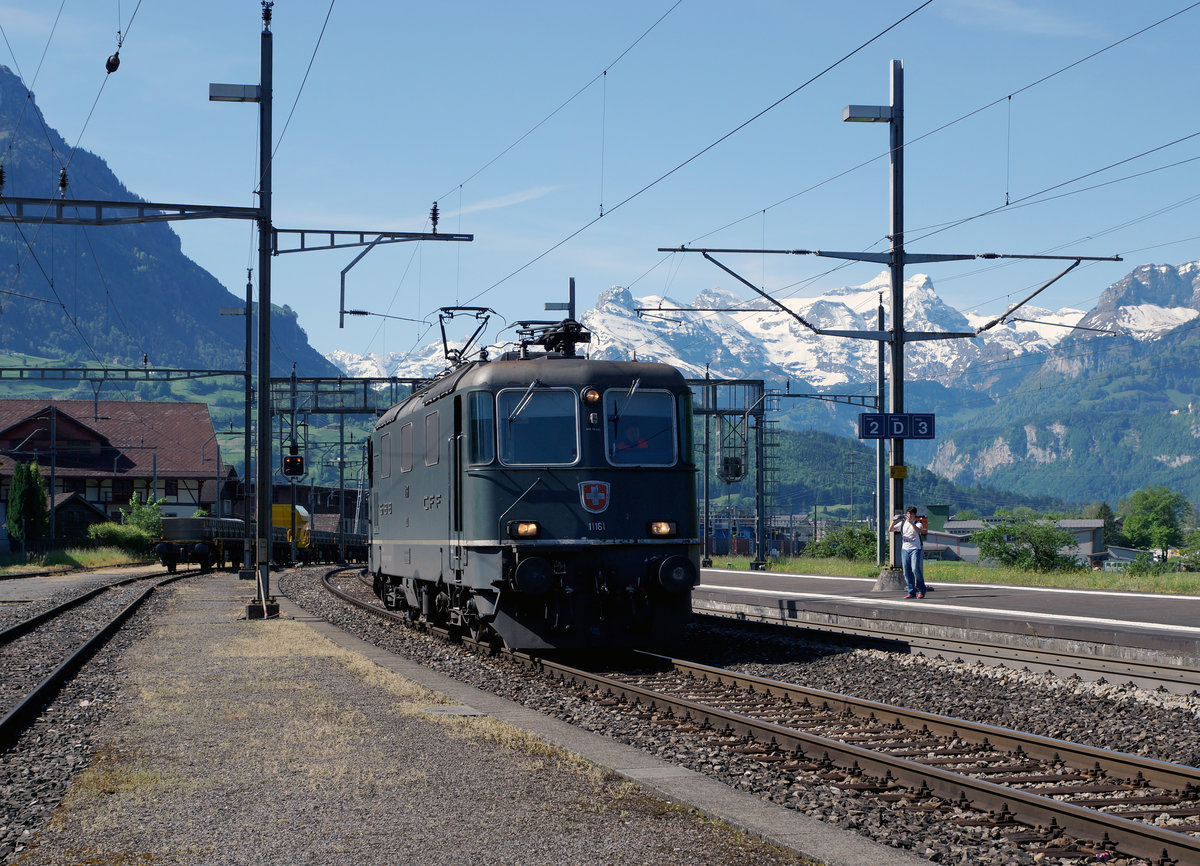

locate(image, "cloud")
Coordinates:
940 0 1104 38
449 185 560 219
273 185 559 232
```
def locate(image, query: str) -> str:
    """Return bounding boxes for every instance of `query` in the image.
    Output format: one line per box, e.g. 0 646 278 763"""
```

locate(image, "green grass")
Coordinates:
719 555 1200 594
0 546 145 575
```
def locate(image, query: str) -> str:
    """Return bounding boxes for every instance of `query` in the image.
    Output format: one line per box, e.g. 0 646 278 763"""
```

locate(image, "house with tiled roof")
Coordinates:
0 399 228 545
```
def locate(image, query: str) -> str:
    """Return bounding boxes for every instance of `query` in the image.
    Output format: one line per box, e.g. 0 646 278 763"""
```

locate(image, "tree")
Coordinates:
972 516 1079 572
1180 528 1200 572
803 524 876 561
1094 501 1125 548
994 505 1039 520
1120 486 1191 559
5 462 48 551
120 496 163 538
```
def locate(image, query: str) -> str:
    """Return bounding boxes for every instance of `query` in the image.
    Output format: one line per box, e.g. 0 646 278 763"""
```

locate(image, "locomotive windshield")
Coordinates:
497 387 579 465
606 389 676 466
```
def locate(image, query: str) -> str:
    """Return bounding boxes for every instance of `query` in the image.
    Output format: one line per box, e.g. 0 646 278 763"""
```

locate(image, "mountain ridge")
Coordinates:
329 262 1200 504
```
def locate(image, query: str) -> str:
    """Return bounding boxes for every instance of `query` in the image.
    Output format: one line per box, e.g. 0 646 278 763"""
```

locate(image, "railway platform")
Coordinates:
695 569 1200 680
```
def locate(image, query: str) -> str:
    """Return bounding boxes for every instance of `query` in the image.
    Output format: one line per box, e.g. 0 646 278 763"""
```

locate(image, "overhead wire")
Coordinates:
460 0 935 309
364 0 686 356
262 0 336 191
619 2 1200 364
0 1 230 437
433 0 684 205
663 2 1199 301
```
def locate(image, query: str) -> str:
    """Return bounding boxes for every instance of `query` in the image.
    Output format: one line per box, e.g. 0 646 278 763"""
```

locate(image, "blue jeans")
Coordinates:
901 547 925 595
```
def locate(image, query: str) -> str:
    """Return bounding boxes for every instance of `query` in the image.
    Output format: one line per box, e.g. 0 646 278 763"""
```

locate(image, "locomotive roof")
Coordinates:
374 355 686 430
465 356 685 388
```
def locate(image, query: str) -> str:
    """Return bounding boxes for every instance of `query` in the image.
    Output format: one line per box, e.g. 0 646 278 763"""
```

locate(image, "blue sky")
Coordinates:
3 1 1198 361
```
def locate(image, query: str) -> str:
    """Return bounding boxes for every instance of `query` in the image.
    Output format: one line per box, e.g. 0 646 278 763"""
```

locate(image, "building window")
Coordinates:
112 479 133 505
165 479 179 498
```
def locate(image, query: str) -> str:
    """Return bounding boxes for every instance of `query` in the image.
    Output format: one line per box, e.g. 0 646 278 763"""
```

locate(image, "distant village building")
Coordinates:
931 518 1107 567
50 491 111 543
0 399 226 546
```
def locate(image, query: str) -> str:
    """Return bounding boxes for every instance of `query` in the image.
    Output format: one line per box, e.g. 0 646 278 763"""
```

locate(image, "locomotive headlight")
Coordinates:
581 387 601 405
508 520 540 539
648 521 677 537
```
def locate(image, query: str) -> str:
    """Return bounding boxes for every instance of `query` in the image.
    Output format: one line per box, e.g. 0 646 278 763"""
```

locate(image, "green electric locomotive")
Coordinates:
368 318 699 649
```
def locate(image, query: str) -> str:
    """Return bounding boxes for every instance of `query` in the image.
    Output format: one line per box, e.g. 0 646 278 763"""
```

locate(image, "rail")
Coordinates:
0 569 187 749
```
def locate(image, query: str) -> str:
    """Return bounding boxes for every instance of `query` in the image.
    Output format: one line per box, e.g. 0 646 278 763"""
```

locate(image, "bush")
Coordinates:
802 524 876 561
1125 552 1175 576
88 522 153 556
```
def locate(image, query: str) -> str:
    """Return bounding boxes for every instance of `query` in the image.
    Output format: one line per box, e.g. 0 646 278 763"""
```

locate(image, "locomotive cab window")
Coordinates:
468 391 495 465
606 389 677 466
497 387 579 466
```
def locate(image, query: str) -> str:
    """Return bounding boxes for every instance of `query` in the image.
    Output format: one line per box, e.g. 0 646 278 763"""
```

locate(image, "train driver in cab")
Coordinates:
618 423 649 452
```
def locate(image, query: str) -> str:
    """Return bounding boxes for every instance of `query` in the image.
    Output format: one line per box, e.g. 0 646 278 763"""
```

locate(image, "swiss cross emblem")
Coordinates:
579 480 610 514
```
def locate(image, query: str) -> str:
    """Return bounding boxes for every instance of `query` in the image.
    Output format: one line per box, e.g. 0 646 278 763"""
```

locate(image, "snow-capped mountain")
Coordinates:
328 261 1200 389
1075 262 1200 338
327 340 449 381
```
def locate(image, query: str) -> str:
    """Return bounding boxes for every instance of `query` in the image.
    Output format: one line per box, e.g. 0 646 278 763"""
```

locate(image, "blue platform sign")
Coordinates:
857 412 935 440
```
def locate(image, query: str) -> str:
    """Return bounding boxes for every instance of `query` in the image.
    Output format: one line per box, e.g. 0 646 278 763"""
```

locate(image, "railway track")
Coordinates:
322 568 1200 863
543 653 1200 864
0 568 186 750
698 607 1200 695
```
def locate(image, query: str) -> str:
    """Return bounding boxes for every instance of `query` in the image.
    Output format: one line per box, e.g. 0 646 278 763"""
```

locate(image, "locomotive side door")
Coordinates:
449 394 464 576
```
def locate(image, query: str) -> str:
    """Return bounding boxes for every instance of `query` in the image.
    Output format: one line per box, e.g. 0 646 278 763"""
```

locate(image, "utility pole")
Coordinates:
545 277 577 320
884 60 906 567
846 59 906 567
876 295 886 566
243 270 253 569
255 3 274 608
206 4 471 614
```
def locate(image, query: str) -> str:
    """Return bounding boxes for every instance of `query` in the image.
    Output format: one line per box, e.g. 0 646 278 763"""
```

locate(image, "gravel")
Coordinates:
282 568 1200 865
0 587 161 864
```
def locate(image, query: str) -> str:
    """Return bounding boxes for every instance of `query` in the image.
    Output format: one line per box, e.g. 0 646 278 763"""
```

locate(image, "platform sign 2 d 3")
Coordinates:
857 413 935 440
